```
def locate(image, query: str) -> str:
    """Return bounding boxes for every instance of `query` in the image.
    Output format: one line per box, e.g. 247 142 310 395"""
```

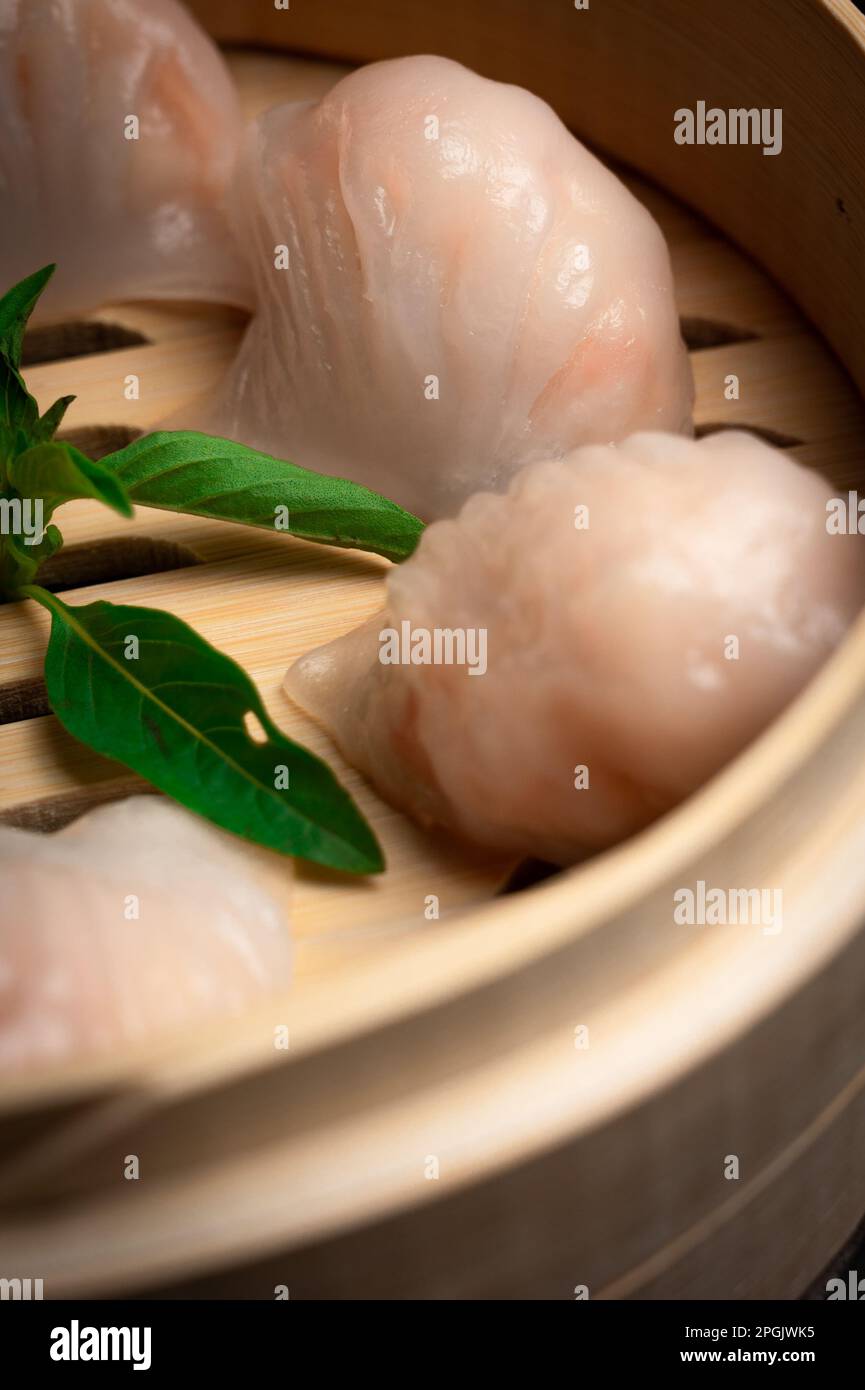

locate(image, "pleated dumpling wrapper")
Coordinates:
191 54 693 519
0 0 250 321
0 796 292 1072
285 432 865 862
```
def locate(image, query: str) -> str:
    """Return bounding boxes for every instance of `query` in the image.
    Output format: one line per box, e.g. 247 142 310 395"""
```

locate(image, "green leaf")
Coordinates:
32 394 76 444
102 430 424 563
0 264 55 368
25 522 63 568
9 441 133 519
0 265 55 435
25 587 384 875
0 354 38 437
0 422 26 468
0 526 62 597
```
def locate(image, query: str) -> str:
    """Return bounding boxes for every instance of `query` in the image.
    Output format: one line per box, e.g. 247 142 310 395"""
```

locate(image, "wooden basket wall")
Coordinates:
1 0 864 1298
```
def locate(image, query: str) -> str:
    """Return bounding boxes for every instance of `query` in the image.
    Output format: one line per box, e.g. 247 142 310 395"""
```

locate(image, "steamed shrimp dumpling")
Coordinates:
286 431 865 861
195 55 693 518
0 797 292 1071
0 0 250 321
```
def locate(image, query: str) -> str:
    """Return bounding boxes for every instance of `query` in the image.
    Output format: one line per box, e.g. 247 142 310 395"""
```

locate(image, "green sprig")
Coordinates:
0 266 422 874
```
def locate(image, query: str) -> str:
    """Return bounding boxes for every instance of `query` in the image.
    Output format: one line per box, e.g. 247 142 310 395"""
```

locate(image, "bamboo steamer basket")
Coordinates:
1 0 865 1299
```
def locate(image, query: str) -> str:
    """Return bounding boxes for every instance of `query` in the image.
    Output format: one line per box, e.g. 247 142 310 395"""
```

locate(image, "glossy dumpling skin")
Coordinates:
0 0 250 321
286 432 865 861
194 54 693 519
0 797 292 1071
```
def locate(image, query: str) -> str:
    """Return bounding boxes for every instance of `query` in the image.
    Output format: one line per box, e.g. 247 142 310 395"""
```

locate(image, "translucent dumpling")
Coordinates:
190 55 693 519
0 796 292 1071
286 432 865 861
0 0 250 321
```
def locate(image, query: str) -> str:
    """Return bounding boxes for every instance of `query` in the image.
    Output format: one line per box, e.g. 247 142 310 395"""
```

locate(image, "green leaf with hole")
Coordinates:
101 430 423 563
26 587 384 875
9 441 133 520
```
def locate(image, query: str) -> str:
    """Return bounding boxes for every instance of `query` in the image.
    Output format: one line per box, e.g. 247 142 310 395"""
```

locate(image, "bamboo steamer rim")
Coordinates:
4 0 865 1120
